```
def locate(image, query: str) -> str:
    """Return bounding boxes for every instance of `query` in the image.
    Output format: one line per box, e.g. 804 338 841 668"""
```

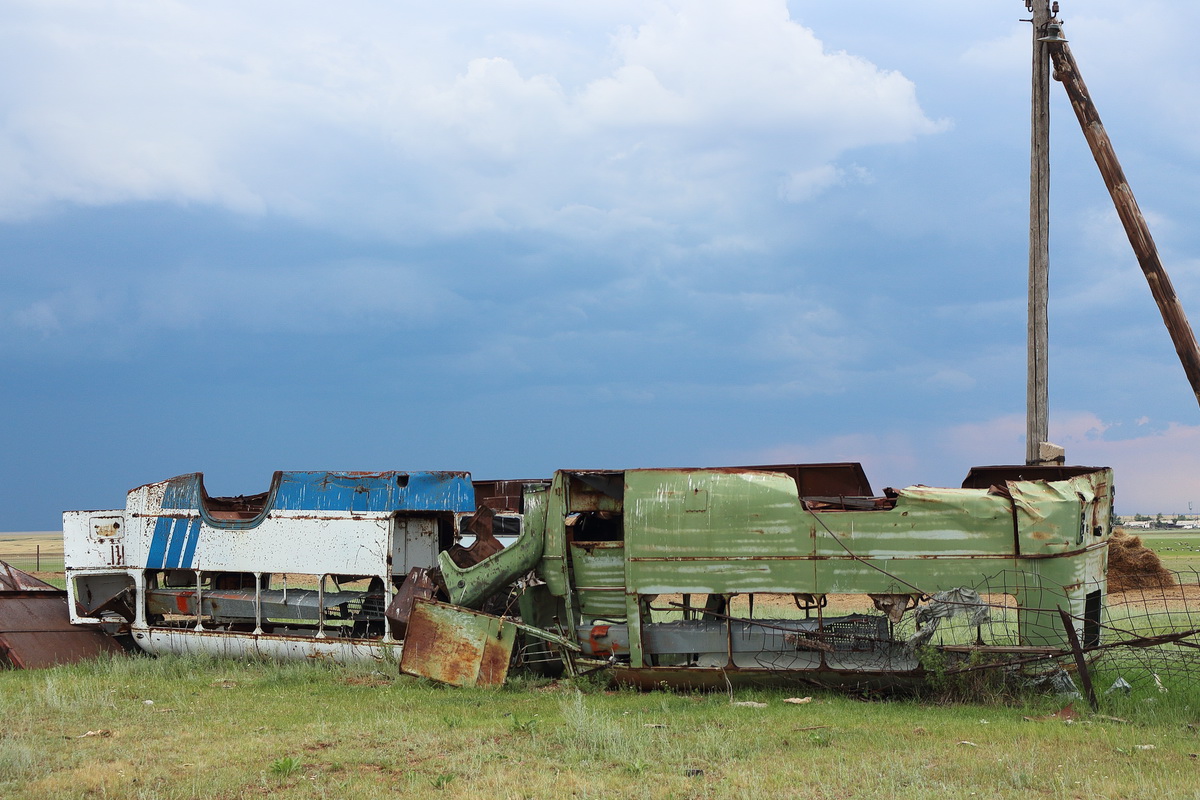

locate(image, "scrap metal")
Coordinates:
0 560 125 669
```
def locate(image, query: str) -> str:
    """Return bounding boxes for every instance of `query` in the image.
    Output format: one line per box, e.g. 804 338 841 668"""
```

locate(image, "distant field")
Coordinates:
0 531 63 554
1130 530 1200 575
0 531 64 575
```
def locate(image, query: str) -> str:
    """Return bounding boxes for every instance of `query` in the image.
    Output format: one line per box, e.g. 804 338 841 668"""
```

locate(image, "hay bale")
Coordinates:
1107 529 1175 592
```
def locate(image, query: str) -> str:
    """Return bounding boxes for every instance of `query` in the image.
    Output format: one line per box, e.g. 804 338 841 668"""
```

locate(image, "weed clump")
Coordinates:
269 756 303 780
914 646 1031 705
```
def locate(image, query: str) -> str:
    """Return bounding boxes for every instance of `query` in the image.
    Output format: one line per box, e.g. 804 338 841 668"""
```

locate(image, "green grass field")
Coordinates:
2 530 1200 796
2 654 1199 800
1132 530 1200 575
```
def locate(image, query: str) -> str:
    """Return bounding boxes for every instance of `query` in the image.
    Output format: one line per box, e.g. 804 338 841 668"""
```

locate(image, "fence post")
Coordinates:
36 544 40 572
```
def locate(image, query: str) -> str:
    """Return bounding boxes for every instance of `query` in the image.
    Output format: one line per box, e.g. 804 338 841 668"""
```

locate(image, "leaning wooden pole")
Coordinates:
1047 32 1200 410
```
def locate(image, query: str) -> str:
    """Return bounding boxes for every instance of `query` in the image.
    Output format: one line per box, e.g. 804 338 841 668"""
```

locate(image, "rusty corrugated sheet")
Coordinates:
0 560 126 669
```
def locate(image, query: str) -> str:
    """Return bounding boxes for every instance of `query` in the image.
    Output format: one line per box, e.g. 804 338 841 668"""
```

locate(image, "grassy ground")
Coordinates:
2 654 1199 800
3 530 1200 798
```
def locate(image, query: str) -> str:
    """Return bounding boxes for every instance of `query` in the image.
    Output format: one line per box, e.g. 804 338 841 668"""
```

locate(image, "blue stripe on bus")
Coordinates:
146 517 172 569
180 518 201 569
165 517 190 569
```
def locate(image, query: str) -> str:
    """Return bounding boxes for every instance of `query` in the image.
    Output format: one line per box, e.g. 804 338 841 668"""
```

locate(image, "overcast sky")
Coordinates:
3 0 1199 529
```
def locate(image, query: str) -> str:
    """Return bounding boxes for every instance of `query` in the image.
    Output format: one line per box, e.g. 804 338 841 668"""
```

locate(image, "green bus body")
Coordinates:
437 464 1111 685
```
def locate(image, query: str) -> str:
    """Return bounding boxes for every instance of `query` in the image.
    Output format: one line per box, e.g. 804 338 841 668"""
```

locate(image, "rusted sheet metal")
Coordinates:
0 590 126 669
472 479 548 513
444 506 505 568
441 464 1116 680
0 560 59 592
961 464 1107 489
399 598 515 687
734 463 874 498
386 567 437 638
566 472 624 513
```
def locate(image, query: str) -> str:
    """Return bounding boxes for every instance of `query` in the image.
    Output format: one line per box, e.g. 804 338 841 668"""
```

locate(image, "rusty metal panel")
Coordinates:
472 479 548 513
960 464 1106 489
399 598 515 687
385 567 437 638
0 591 125 669
0 560 59 592
566 472 624 513
734 463 874 498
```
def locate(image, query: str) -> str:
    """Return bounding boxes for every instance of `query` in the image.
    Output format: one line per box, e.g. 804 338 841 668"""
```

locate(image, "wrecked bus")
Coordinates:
63 463 1112 688
63 471 528 663
416 463 1113 688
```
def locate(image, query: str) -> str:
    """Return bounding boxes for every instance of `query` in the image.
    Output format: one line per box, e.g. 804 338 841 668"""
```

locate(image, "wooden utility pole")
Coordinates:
1026 0 1052 465
1046 30 1200 410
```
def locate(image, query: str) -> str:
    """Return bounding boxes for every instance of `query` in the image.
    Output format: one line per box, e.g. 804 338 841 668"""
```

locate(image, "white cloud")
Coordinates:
0 0 941 241
778 165 843 203
11 285 117 337
1053 414 1200 513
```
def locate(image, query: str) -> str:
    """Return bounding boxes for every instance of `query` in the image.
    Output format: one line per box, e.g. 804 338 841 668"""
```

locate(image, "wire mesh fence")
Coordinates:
0 549 65 574
600 568 1200 698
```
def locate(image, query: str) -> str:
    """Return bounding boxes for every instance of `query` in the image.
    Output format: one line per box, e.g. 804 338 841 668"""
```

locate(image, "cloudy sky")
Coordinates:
3 0 1199 529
